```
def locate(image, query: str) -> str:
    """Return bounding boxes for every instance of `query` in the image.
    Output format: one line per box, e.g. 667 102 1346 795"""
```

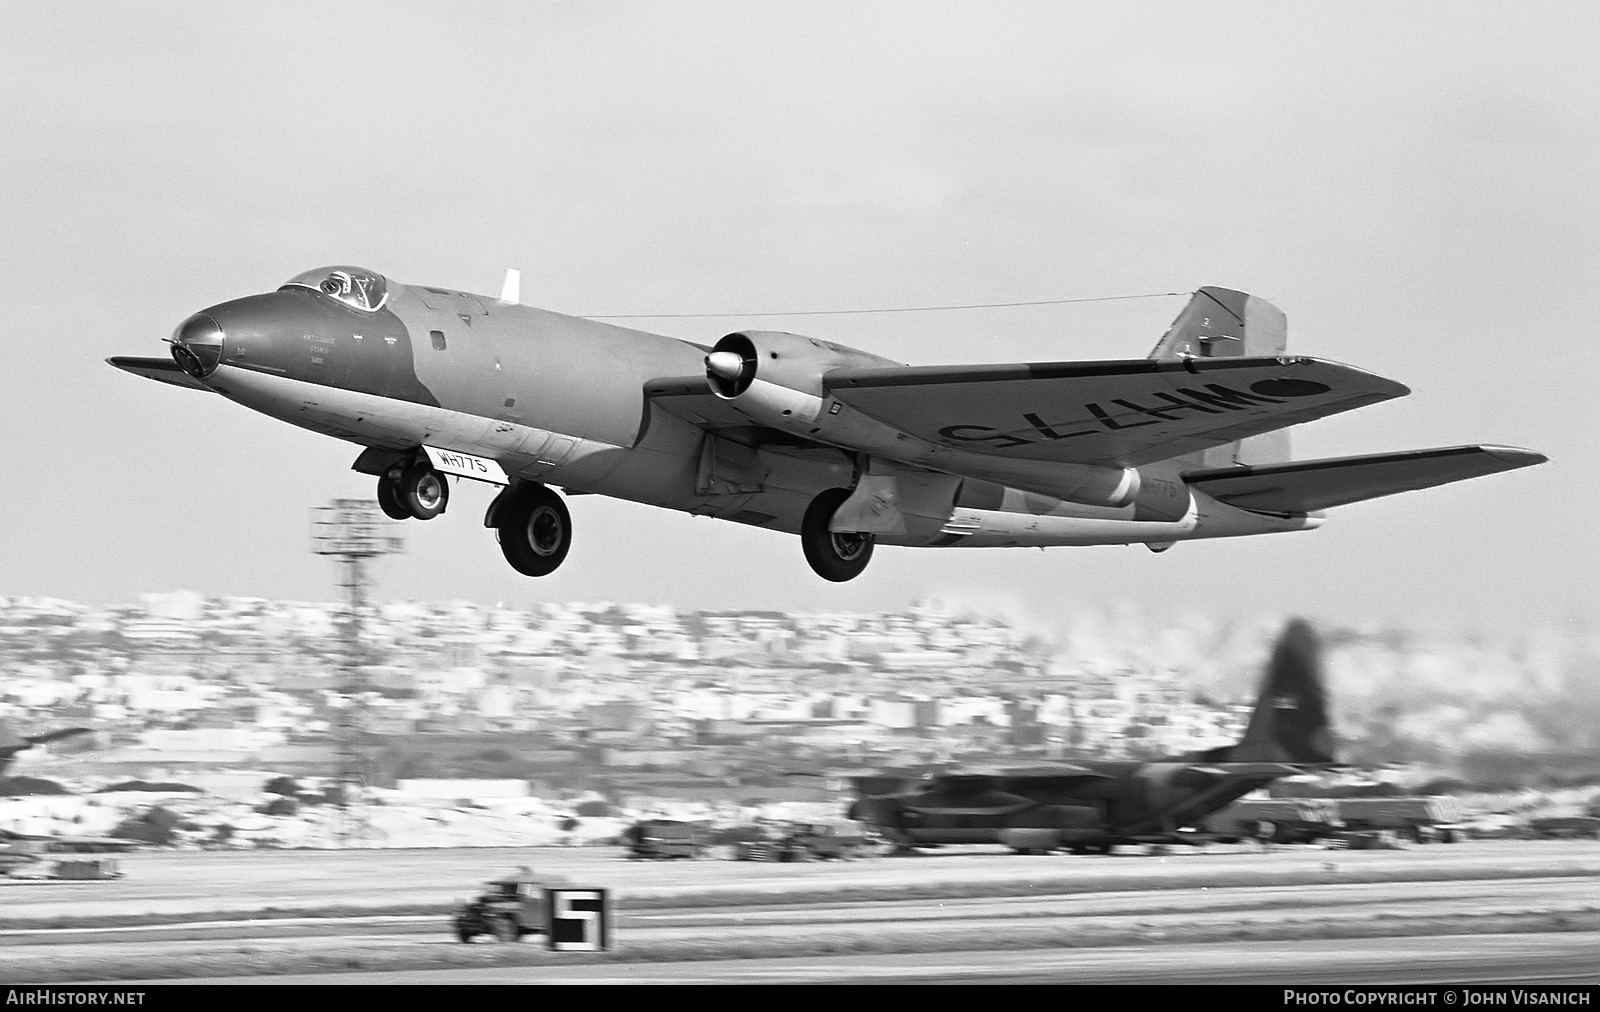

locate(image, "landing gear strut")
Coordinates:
496 483 572 577
378 462 450 520
801 488 874 582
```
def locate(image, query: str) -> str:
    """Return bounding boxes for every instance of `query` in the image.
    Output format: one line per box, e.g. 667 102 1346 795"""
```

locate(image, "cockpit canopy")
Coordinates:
280 266 389 312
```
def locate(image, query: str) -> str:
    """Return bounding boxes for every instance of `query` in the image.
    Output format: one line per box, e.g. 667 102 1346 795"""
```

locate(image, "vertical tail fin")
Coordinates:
1227 618 1335 764
1149 287 1292 467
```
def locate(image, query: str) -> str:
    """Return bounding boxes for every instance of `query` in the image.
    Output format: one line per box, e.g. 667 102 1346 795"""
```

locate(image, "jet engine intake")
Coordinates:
704 330 902 423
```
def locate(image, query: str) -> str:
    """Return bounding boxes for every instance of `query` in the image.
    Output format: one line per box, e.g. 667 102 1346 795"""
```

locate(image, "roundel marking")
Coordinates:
1250 378 1331 398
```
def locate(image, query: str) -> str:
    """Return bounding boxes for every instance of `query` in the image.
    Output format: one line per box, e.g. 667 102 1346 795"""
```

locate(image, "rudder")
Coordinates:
1228 618 1335 765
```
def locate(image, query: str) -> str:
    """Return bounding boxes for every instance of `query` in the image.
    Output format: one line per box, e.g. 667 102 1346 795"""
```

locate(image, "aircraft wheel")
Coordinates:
491 915 520 943
801 488 874 582
376 475 410 521
397 462 449 520
497 484 572 577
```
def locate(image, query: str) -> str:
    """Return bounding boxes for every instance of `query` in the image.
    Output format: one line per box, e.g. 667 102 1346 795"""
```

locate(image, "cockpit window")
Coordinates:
280 266 390 312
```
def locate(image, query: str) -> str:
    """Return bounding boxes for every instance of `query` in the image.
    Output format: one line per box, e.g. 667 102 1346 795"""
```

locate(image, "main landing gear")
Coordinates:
801 487 874 582
495 483 572 577
377 462 450 521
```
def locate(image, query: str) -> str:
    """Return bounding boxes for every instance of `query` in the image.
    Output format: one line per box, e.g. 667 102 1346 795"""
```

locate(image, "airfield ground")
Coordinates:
2 839 1598 983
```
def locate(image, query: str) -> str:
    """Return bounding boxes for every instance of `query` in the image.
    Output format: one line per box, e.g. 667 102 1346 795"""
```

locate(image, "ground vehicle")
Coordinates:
787 822 888 859
1200 798 1339 844
50 859 123 880
623 819 707 859
1528 816 1600 840
733 821 888 860
452 869 558 943
1336 796 1465 843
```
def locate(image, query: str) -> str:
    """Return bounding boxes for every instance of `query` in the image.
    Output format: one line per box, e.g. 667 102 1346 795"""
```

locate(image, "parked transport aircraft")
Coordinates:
110 268 1544 580
844 618 1337 854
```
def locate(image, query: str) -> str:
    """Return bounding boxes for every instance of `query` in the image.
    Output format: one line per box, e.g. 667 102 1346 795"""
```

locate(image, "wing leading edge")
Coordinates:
823 355 1409 469
1185 445 1547 515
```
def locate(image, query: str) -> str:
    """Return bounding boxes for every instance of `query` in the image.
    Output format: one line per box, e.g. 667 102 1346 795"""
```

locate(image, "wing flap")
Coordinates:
1186 445 1548 515
824 356 1408 468
107 356 216 393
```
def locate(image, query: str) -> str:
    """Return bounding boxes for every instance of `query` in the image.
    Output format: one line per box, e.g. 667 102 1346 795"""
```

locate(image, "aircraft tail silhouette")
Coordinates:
1209 618 1336 765
1148 287 1292 468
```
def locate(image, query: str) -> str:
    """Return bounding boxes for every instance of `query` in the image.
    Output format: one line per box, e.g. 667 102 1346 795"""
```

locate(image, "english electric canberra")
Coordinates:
110 267 1544 581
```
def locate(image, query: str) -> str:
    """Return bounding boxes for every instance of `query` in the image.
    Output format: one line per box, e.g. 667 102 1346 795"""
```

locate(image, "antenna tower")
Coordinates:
310 499 404 842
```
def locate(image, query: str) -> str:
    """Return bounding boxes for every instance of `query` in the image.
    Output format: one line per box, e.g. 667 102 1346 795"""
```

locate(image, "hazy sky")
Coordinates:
2 2 1595 633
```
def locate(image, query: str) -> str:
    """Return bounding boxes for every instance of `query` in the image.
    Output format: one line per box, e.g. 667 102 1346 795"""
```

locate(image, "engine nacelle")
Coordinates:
705 330 901 429
703 329 1141 511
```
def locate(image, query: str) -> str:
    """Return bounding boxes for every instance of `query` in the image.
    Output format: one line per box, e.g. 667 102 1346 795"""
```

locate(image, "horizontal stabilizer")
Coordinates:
106 356 216 393
1186 445 1547 515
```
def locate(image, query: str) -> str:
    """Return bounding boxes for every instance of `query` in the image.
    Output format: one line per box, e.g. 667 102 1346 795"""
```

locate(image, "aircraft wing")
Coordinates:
1173 763 1309 788
645 376 768 430
1143 767 1306 831
823 356 1408 468
1185 445 1548 515
106 356 217 393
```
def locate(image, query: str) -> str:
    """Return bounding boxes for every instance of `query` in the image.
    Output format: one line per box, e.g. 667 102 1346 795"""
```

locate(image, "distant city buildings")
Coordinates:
1 593 1594 787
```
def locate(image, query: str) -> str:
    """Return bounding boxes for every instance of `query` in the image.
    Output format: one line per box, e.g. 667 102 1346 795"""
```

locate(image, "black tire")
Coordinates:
801 488 874 582
491 915 519 943
398 462 449 520
456 926 476 943
497 484 572 577
376 476 410 520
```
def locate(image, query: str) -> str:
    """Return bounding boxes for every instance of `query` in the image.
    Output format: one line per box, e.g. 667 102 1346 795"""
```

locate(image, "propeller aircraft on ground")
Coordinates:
844 618 1338 854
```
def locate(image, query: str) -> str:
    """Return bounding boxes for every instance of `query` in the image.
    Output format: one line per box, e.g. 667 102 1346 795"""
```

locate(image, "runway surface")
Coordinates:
174 933 1600 985
3 840 1596 984
5 839 1597 920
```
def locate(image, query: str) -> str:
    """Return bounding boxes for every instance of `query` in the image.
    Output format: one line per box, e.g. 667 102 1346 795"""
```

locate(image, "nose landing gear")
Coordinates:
377 461 450 521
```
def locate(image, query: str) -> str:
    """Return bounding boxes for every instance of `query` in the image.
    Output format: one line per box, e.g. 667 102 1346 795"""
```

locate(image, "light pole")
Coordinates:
310 499 404 841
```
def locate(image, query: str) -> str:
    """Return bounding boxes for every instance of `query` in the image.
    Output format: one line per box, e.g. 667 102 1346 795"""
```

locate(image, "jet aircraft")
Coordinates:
109 268 1544 580
845 618 1338 854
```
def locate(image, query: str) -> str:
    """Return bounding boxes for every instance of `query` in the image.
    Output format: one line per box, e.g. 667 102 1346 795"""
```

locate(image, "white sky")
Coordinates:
1 2 1595 634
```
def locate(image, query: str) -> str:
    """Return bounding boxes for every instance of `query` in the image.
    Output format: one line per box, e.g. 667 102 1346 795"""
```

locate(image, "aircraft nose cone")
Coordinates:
170 312 225 379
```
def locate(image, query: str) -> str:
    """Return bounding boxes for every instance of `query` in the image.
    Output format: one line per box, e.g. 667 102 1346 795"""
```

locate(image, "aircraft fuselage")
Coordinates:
112 266 1542 580
167 276 1311 553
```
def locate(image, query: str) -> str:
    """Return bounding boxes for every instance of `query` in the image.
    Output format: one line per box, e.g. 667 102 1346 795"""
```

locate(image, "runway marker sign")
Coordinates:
546 888 609 951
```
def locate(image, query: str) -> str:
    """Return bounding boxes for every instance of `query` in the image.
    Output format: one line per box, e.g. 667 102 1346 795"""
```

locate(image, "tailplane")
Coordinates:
1216 618 1335 765
1150 287 1291 467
